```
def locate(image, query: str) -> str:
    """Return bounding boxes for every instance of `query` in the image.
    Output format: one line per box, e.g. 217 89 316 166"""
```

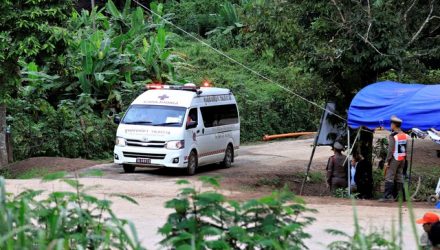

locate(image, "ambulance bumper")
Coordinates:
113 146 187 168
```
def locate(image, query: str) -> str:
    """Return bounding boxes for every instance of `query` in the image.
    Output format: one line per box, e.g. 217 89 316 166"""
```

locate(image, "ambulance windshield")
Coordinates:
122 105 186 127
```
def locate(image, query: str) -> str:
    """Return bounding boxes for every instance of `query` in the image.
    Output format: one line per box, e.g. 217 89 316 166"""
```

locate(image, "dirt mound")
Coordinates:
3 157 100 178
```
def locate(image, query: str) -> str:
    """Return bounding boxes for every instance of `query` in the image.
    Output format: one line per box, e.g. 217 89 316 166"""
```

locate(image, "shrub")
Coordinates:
0 172 144 249
409 167 440 202
159 176 315 249
333 188 359 199
7 98 115 160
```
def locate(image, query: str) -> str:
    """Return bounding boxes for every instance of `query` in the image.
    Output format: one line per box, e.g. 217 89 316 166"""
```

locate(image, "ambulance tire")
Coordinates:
221 145 233 168
186 151 198 175
123 164 135 173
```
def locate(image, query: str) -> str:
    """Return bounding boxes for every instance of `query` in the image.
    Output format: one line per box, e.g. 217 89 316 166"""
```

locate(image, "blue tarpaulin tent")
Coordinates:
348 81 440 131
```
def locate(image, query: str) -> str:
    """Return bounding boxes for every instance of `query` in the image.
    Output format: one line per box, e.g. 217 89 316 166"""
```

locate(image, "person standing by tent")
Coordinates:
326 142 348 192
351 154 373 199
380 115 410 202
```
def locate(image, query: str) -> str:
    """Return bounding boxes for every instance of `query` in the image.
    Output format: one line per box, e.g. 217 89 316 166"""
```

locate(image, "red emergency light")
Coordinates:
201 80 212 87
146 83 163 89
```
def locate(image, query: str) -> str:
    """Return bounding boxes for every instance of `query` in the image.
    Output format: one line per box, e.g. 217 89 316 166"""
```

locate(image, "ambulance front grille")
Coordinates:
123 152 166 159
126 139 166 148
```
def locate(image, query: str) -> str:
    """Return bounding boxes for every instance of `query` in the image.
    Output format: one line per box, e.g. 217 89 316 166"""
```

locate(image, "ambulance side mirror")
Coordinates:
113 115 121 124
186 121 197 129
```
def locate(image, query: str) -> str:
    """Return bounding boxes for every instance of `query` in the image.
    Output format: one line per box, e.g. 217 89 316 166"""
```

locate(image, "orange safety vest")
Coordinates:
393 132 409 161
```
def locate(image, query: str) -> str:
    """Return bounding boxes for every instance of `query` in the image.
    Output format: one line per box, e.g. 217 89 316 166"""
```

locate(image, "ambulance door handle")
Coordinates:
202 129 205 134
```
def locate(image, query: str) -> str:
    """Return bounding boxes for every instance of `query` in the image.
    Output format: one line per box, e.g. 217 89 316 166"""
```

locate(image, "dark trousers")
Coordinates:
385 159 404 183
384 159 405 199
357 182 373 199
331 177 347 192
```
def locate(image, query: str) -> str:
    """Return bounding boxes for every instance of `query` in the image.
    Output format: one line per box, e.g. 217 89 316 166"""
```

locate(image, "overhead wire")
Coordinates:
134 1 378 195
132 0 348 122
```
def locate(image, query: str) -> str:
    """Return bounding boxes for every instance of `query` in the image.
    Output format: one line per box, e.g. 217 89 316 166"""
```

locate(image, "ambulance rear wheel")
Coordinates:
186 151 198 175
221 145 233 168
123 164 135 173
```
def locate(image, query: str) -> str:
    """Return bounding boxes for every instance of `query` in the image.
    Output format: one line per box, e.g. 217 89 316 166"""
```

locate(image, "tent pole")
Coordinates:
408 136 415 186
347 128 351 196
299 105 326 196
300 140 318 196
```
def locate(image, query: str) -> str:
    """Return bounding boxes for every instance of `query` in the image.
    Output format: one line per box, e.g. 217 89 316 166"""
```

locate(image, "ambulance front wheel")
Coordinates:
123 164 136 173
186 151 198 175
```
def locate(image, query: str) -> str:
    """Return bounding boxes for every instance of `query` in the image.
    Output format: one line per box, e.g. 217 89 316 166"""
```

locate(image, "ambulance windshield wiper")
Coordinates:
153 122 181 126
124 121 153 125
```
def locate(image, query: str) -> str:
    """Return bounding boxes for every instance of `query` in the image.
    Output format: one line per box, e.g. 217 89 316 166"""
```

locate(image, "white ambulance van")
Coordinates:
113 83 240 175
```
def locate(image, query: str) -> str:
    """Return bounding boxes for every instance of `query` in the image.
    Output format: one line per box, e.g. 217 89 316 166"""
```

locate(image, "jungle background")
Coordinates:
1 0 440 161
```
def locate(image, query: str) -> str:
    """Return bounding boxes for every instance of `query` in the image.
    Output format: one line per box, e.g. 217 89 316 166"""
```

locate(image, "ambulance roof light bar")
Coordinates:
146 83 164 89
145 83 200 92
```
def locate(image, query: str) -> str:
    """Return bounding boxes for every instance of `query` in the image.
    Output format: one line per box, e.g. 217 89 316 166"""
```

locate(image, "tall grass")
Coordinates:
327 184 422 250
0 172 145 250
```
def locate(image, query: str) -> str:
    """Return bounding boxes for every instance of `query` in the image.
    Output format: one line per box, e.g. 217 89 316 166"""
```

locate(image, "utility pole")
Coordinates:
0 104 8 168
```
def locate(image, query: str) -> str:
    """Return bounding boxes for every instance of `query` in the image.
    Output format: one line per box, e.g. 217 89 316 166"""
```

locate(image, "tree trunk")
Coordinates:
0 104 7 168
6 129 13 163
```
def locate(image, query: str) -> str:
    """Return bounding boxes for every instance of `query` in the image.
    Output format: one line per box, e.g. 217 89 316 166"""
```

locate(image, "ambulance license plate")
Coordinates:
136 158 151 164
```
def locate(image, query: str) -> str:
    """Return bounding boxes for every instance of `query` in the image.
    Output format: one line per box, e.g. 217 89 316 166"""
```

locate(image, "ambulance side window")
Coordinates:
188 108 198 122
200 104 238 128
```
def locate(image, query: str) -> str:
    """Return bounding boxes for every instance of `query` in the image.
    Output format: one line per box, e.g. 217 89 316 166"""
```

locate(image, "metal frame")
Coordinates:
347 128 351 196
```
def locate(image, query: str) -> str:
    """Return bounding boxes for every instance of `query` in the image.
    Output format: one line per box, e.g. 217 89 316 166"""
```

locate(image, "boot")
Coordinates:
395 182 406 202
379 182 395 202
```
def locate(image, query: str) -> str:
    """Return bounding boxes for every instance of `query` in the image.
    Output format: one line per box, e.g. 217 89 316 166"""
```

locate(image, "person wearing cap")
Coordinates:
380 115 410 202
326 142 348 192
416 212 440 249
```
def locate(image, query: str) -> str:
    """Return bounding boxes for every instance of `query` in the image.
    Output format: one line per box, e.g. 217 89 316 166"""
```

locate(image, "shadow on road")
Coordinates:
118 163 227 177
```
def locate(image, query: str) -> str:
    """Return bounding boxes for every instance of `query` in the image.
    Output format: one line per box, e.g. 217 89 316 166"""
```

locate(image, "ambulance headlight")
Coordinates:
166 140 185 150
115 137 126 146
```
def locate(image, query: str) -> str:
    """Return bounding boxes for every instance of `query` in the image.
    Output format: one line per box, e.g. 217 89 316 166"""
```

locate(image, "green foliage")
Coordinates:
0 175 145 249
159 176 315 249
0 0 73 101
5 0 440 163
333 188 358 199
164 0 229 35
372 168 385 199
410 167 440 201
206 2 245 49
15 168 50 179
173 38 324 141
297 171 325 184
243 0 301 62
243 0 440 106
5 1 183 161
7 98 114 160
255 177 282 187
42 0 183 112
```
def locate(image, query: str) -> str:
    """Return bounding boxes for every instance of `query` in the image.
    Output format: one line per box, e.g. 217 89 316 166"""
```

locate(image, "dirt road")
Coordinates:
6 137 438 249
